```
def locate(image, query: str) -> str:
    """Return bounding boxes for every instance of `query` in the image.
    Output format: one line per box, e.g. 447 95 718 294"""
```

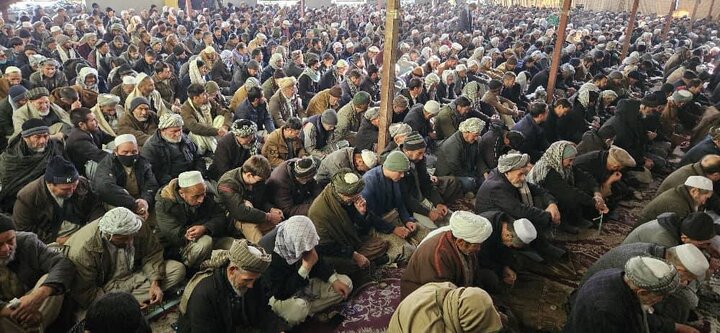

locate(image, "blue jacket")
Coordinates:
680 136 720 166
361 166 413 233
234 100 275 132
512 114 549 162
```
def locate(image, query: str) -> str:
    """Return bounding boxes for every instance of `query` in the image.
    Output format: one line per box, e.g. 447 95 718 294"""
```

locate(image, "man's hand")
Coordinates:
11 286 52 325
608 171 622 183
171 104 182 113
674 323 700 333
71 100 82 110
405 221 417 233
435 204 449 216
354 197 367 215
594 195 609 214
428 209 442 222
185 225 207 241
148 281 163 305
331 280 351 299
502 266 517 285
135 199 149 220
546 204 561 224
352 251 370 268
56 235 70 245
266 208 284 225
393 226 410 238
644 158 655 170
217 127 228 137
647 131 657 140
301 248 319 271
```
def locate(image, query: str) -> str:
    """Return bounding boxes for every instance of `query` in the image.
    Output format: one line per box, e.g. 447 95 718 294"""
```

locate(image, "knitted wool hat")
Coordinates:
293 157 318 178
384 150 411 172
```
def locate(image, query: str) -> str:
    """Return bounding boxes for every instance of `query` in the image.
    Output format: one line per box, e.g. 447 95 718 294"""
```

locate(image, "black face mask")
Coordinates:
117 154 138 167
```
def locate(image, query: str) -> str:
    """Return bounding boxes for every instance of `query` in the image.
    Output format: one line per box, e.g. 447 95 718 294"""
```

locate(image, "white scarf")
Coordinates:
55 44 78 63
189 58 206 85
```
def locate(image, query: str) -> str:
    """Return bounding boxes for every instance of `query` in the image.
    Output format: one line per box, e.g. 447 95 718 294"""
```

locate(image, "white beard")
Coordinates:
38 109 51 117
162 134 182 143
0 247 16 266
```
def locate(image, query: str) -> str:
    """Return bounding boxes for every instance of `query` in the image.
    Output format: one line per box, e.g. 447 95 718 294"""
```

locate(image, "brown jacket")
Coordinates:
65 219 165 308
13 176 104 244
305 89 337 117
179 100 220 137
400 230 479 299
117 111 160 147
261 127 306 168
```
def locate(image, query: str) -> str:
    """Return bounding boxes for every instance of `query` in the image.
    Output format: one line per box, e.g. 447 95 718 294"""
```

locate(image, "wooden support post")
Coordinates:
546 0 572 103
620 0 640 61
376 0 400 153
300 0 305 18
692 0 701 19
709 0 716 18
662 0 677 39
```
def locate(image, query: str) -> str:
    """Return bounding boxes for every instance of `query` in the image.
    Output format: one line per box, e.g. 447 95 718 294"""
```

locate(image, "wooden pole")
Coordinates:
709 0 716 18
300 0 305 18
376 0 400 153
662 0 677 39
692 0 701 20
546 0 572 103
620 0 640 61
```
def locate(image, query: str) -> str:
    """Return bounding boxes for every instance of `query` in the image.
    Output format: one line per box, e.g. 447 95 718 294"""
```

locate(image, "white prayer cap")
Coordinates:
449 211 493 244
625 256 679 294
455 64 467 72
424 100 441 115
114 134 137 147
122 76 137 85
4 66 20 74
439 45 450 54
360 150 378 169
451 42 463 51
345 41 354 48
685 175 713 191
50 26 62 33
674 244 709 278
178 170 204 188
513 218 537 244
98 207 142 236
368 46 380 53
21 21 32 28
336 59 348 68
467 59 479 69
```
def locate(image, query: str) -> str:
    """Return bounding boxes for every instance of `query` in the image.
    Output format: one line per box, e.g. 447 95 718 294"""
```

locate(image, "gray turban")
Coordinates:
497 153 530 173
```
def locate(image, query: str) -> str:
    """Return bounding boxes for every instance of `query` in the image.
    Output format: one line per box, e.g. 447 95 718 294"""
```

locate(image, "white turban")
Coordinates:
449 211 493 244
98 207 143 236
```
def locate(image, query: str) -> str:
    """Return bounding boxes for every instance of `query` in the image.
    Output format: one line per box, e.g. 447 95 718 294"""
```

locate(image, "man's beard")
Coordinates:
32 146 46 153
38 108 50 117
0 247 16 266
162 134 181 143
